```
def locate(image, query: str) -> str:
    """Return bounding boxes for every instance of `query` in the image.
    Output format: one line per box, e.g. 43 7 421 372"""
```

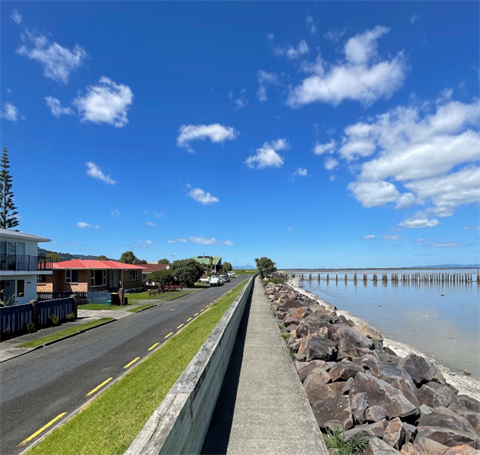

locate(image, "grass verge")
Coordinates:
324 430 367 455
78 304 127 311
127 304 155 313
161 290 196 301
26 279 249 455
17 318 114 348
234 269 257 274
125 290 175 300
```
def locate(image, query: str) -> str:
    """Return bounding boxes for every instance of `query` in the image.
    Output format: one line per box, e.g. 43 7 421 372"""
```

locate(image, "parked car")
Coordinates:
227 272 236 278
199 277 210 283
222 275 230 282
209 276 220 286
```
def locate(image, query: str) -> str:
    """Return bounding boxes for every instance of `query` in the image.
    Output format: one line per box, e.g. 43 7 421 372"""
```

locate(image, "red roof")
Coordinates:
52 260 146 270
141 264 170 273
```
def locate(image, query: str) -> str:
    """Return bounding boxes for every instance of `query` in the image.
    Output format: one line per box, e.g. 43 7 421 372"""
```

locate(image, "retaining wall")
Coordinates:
125 274 256 455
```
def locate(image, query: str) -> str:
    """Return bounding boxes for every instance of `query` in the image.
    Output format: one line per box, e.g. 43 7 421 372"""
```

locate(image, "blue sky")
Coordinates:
1 2 479 268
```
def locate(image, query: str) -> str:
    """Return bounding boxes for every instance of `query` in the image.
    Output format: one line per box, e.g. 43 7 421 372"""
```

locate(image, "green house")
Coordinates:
191 256 222 273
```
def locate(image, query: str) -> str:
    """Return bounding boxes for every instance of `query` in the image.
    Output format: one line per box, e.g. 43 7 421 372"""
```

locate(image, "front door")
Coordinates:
109 270 119 289
4 280 15 301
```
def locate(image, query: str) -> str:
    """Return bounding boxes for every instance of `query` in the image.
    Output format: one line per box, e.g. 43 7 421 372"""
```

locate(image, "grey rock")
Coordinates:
356 324 384 341
329 360 364 382
442 445 478 455
399 354 437 386
305 379 337 404
403 423 417 443
311 396 353 431
306 337 337 362
303 367 332 393
417 406 477 435
342 420 388 442
451 395 480 413
400 442 424 455
295 359 326 382
294 353 306 361
383 417 406 450
415 438 448 455
416 426 478 449
418 384 453 408
365 437 402 455
351 392 369 424
365 405 389 422
384 346 398 356
286 337 300 351
332 324 374 350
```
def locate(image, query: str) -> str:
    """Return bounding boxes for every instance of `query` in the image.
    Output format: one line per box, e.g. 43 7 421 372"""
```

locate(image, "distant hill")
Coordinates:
38 248 113 261
410 264 480 269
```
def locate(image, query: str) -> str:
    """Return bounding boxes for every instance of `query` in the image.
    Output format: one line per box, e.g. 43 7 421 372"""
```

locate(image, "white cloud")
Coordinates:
427 241 471 248
257 70 279 103
415 238 431 242
347 180 400 208
306 16 316 35
234 97 248 110
127 239 155 249
77 222 91 228
177 124 237 152
362 235 375 240
167 236 233 246
463 225 480 231
86 162 116 185
286 40 310 60
153 211 164 218
287 26 406 108
188 187 219 205
45 96 73 117
324 29 346 42
146 222 156 227
294 168 308 177
0 102 22 121
11 9 22 25
17 31 87 84
324 158 339 171
395 193 416 210
246 139 289 170
168 238 188 244
74 77 133 127
410 15 418 25
313 139 336 155
95 225 100 229
382 235 403 241
399 216 440 229
111 210 120 217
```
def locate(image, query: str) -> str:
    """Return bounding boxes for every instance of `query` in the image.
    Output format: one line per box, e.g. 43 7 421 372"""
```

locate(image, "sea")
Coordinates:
288 268 480 380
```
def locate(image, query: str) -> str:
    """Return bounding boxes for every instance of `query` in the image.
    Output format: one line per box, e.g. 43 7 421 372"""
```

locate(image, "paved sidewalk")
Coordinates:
213 277 328 455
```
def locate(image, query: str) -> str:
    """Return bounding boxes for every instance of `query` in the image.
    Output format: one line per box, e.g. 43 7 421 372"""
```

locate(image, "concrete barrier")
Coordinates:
125 275 256 455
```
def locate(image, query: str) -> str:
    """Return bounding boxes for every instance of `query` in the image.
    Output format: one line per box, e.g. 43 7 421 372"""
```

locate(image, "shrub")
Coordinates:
263 277 285 286
26 322 36 333
49 314 60 326
324 430 367 455
66 312 76 322
2 327 11 340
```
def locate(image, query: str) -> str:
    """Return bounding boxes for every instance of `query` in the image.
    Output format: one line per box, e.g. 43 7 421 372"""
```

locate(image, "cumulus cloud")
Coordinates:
246 139 289 169
17 30 87 84
399 216 440 229
324 158 339 171
324 29 346 42
86 162 116 185
286 40 310 60
287 26 406 108
77 222 91 228
382 235 403 241
0 102 22 121
188 187 219 205
348 180 400 208
45 96 73 117
257 70 279 103
306 16 316 35
313 139 336 155
294 168 308 177
168 237 233 246
362 235 375 240
11 9 22 25
177 124 237 152
74 77 133 127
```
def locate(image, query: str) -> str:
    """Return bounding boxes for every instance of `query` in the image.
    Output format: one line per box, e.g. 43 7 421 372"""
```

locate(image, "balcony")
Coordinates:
0 255 53 272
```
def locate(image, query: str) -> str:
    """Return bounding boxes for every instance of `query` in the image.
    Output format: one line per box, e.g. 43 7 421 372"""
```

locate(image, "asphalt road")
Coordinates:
0 276 248 455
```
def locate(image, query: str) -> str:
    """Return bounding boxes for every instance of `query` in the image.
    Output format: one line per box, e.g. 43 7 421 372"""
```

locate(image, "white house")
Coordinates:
0 229 53 305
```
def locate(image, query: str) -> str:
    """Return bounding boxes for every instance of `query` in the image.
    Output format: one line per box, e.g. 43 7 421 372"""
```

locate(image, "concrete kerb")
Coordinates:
18 278 252 455
125 275 257 455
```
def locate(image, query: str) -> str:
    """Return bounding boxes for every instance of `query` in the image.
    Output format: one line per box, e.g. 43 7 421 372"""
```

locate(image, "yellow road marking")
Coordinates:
148 342 159 351
86 377 113 397
19 412 67 446
123 357 140 369
165 332 173 338
186 318 192 322
194 313 199 316
169 309 174 311
177 324 184 329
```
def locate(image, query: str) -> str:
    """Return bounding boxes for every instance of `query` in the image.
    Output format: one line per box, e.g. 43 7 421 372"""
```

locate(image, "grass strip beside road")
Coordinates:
17 319 114 348
161 290 196 301
78 304 128 311
26 280 248 455
126 304 155 313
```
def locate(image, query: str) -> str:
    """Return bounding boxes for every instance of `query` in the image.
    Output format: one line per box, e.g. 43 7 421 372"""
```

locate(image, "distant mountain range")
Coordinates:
410 264 480 269
38 248 109 261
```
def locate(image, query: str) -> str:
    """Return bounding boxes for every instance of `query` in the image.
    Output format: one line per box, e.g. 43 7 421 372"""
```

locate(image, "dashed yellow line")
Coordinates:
148 342 159 351
177 324 184 329
19 412 67 446
165 332 173 338
123 357 140 369
194 313 199 316
86 377 113 397
186 318 192 322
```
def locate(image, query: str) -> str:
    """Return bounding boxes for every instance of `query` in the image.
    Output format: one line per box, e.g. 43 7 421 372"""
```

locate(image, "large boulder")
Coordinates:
365 437 402 455
303 367 331 392
442 445 478 455
286 337 300 351
306 337 337 362
383 417 406 450
328 379 353 397
351 392 369 424
329 360 364 382
295 359 326 383
417 406 477 435
414 438 448 455
311 396 353 431
401 442 424 455
332 324 374 359
349 373 418 420
415 426 479 449
342 420 388 442
357 324 384 342
279 299 304 312
305 380 337 404
418 384 454 408
399 354 437 386
283 314 301 327
365 405 389 423
451 395 480 414
449 407 480 436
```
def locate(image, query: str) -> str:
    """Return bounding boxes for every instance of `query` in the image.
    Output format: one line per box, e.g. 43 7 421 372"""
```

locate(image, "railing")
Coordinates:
37 291 110 305
0 254 52 272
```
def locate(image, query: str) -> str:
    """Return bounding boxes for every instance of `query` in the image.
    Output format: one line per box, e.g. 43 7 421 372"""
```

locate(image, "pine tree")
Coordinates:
0 146 19 229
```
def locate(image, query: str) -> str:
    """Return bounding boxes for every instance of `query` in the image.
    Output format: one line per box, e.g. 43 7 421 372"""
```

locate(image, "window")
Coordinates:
91 270 107 287
65 270 79 283
17 280 25 298
130 270 138 281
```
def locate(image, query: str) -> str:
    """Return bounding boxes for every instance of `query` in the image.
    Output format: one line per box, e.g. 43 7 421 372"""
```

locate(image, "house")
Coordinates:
191 256 222 274
0 228 53 305
37 259 145 293
141 263 170 285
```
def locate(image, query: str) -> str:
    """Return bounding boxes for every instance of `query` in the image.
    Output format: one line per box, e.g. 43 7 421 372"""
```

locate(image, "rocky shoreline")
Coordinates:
265 278 480 455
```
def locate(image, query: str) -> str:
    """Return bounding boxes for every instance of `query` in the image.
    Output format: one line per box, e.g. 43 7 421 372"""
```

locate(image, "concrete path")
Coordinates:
205 277 328 455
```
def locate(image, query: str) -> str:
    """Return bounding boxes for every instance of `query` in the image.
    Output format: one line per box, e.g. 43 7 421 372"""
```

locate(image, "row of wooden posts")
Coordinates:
294 273 479 283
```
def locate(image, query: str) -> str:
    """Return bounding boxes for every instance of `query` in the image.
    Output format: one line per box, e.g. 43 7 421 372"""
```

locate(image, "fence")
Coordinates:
147 285 184 298
0 304 32 339
37 291 110 305
37 298 74 327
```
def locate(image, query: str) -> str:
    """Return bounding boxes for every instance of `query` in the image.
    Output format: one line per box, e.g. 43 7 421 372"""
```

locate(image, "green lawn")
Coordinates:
78 304 128 311
126 290 174 300
193 282 210 288
26 280 248 455
234 269 257 275
161 290 196 301
17 318 114 348
127 304 155 313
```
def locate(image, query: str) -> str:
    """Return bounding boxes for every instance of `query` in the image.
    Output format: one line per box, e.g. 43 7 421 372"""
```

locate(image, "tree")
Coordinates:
171 259 204 287
149 269 174 288
134 259 148 265
46 252 62 263
222 261 233 273
157 258 170 264
97 255 109 261
255 257 277 278
0 146 19 229
120 251 137 264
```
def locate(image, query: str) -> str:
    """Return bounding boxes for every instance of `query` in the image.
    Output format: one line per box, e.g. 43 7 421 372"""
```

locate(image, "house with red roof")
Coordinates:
141 263 171 286
37 259 146 293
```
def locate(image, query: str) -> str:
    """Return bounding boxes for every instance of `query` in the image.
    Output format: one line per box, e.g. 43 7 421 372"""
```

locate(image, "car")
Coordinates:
222 275 230 282
209 276 220 286
199 277 210 283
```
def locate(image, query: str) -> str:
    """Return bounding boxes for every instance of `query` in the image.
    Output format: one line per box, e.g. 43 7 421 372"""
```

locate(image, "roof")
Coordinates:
52 260 146 270
191 256 222 266
0 228 51 243
141 264 170 273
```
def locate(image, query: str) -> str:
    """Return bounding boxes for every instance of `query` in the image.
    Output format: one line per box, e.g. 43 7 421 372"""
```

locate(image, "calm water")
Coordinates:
293 269 480 380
